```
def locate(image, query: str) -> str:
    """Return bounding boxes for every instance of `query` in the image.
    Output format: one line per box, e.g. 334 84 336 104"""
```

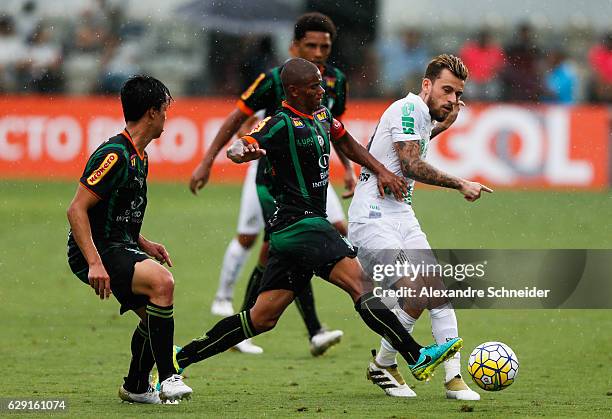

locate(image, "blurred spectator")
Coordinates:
15 1 40 41
543 49 578 104
17 23 64 93
500 23 542 102
97 36 142 94
459 29 505 102
587 31 612 102
73 8 108 53
379 28 430 97
0 16 26 91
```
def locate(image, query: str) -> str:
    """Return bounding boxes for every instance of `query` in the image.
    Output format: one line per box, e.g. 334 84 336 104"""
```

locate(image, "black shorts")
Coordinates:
260 217 357 294
68 245 149 314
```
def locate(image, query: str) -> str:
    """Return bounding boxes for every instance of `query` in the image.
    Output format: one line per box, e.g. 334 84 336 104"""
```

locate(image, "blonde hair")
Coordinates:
424 54 469 81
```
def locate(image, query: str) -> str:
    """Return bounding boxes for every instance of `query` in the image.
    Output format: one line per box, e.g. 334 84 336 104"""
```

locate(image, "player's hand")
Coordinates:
189 161 212 195
438 100 465 130
88 261 111 300
140 238 173 267
342 167 357 199
377 168 408 201
227 140 266 163
459 180 493 202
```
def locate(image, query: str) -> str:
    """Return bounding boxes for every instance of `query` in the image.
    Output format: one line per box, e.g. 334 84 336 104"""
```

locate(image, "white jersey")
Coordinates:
348 93 434 222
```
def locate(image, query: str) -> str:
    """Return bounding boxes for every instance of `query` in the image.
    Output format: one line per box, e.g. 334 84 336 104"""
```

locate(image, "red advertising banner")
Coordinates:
0 96 608 188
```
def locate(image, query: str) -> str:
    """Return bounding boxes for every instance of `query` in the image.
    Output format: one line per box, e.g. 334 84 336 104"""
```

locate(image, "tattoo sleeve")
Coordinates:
394 141 463 190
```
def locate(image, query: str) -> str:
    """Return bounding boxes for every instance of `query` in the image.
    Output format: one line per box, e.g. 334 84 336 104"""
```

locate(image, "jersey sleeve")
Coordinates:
79 148 127 200
237 71 277 116
241 115 286 150
330 117 347 142
388 100 423 143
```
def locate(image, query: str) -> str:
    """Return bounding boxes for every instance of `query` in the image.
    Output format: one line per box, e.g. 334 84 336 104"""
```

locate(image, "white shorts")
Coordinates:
236 161 265 235
237 163 346 235
348 211 435 289
326 183 346 224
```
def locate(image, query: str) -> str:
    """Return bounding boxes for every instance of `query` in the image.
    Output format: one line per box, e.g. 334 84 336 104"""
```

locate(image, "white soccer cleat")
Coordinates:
366 359 417 398
118 385 161 404
211 298 234 316
310 329 343 357
159 374 192 402
445 375 481 401
232 338 264 354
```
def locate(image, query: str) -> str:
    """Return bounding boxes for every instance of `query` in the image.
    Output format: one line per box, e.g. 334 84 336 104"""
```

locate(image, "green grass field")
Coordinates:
1 180 611 418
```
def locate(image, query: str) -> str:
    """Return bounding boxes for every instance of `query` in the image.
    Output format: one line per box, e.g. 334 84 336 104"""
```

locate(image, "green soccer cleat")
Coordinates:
409 338 463 381
152 345 184 391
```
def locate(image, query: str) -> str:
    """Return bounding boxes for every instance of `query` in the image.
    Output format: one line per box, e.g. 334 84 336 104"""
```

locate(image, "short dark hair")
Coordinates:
120 75 172 123
294 12 336 41
424 54 469 81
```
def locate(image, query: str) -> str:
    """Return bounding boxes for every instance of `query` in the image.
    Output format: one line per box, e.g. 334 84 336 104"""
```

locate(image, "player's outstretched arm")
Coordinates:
189 108 250 194
227 138 266 164
334 131 407 201
66 185 111 300
394 140 492 201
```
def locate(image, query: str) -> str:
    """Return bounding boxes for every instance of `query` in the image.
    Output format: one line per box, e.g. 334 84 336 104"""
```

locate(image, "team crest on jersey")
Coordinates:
87 153 118 185
315 110 327 121
247 116 271 135
291 117 305 128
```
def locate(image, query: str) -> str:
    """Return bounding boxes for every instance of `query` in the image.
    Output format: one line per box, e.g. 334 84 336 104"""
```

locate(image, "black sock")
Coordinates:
123 321 156 393
177 311 258 369
294 282 323 339
354 292 423 364
146 303 177 382
240 265 264 312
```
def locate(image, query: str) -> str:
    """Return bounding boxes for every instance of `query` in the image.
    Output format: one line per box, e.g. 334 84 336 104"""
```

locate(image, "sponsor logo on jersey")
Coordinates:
315 110 327 121
318 153 330 169
317 135 325 147
87 153 118 185
291 117 305 128
325 77 336 89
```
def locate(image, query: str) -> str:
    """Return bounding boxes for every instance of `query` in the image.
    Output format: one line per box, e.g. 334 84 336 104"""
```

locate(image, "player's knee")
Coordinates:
238 234 257 249
249 310 278 333
151 270 174 300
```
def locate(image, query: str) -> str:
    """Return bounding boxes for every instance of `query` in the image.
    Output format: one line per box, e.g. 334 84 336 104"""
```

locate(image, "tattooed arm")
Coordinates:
394 140 493 201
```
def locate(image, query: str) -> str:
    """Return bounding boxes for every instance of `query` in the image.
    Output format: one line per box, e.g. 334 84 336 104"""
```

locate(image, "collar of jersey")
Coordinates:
282 101 314 120
121 129 145 160
408 92 433 125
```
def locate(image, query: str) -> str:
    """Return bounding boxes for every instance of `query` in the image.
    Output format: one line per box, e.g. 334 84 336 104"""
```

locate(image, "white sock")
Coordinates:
214 238 250 300
430 303 461 382
376 308 417 367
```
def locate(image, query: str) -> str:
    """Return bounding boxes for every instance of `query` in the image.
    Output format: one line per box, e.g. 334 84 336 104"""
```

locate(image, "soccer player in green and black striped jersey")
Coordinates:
189 12 353 356
66 75 192 404
175 59 464 386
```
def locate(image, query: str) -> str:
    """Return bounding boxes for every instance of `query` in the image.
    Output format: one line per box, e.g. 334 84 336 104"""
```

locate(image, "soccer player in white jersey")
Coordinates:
348 54 491 400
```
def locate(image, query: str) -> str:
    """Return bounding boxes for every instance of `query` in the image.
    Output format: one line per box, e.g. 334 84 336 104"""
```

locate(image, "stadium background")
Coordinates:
1 0 610 417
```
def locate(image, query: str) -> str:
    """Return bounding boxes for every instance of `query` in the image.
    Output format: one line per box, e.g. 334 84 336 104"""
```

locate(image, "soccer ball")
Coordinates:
467 341 519 391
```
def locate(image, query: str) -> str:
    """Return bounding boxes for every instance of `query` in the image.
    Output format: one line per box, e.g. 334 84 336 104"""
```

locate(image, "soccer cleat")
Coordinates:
211 298 234 316
118 385 161 404
310 329 343 357
366 351 416 398
152 345 184 391
408 337 463 381
159 374 192 402
445 375 481 401
232 338 264 354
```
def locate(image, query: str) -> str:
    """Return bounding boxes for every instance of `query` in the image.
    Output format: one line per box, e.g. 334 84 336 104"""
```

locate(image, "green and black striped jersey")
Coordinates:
242 102 346 232
67 130 148 252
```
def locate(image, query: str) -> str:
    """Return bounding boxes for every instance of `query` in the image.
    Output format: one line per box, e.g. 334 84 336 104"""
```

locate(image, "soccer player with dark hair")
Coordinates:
66 75 192 404
175 58 463 387
189 12 353 355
